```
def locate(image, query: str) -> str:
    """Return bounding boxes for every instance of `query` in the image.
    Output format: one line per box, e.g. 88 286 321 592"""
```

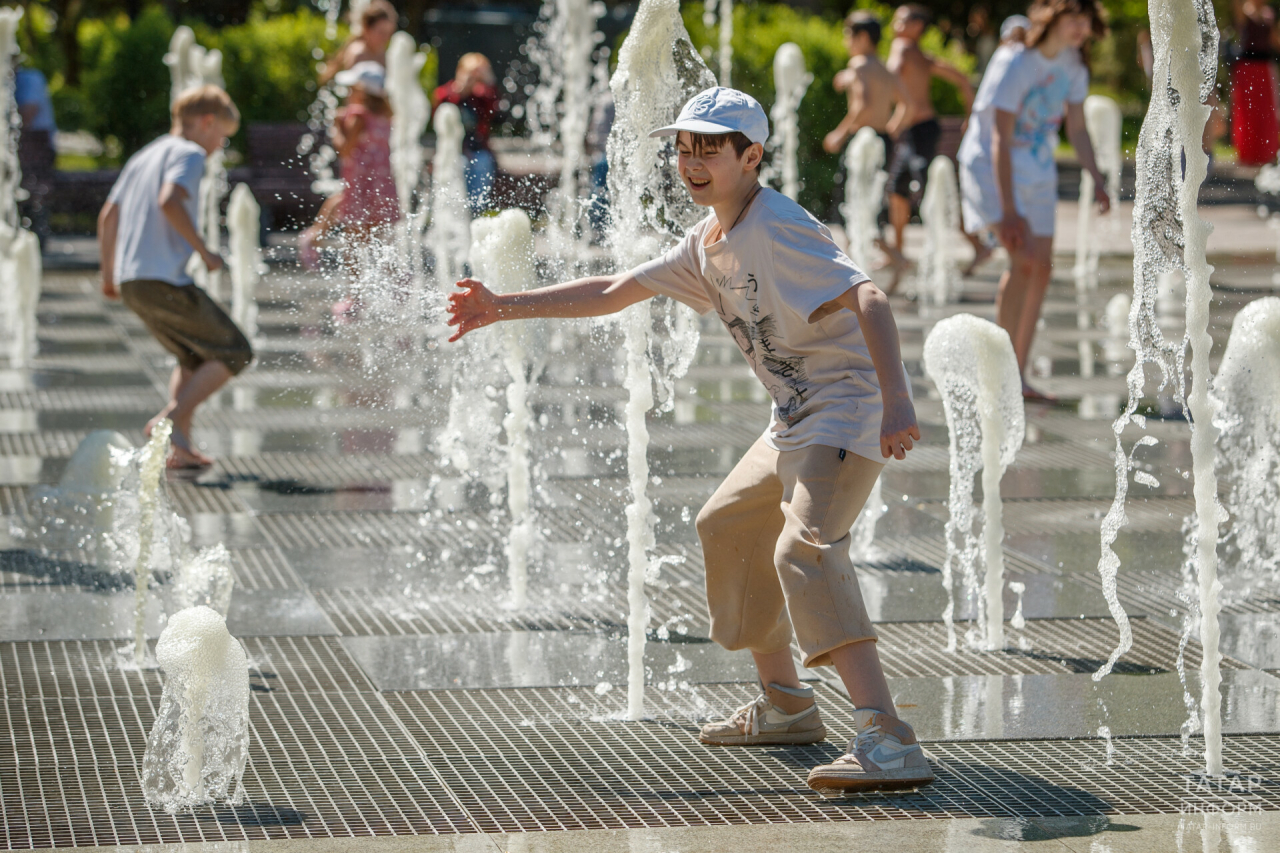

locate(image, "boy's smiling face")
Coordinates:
675 131 762 207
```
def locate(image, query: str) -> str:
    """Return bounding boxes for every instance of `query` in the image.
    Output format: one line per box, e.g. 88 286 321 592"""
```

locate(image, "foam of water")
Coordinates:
386 31 431 217
605 0 715 719
767 43 810 201
227 184 262 342
1098 0 1221 777
468 209 544 608
141 605 249 813
427 103 472 286
917 156 961 306
842 127 888 273
1074 95 1122 293
922 314 1024 651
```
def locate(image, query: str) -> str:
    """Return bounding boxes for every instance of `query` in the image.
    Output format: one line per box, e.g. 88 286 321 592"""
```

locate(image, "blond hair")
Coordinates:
171 85 240 129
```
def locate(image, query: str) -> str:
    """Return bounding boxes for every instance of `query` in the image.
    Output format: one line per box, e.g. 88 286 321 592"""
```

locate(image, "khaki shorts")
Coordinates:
120 279 253 375
695 438 884 668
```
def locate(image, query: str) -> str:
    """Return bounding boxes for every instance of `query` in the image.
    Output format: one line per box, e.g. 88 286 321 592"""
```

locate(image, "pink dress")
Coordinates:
337 105 400 226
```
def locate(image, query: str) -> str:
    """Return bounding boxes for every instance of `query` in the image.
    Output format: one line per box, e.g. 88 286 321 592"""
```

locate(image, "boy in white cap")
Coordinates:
447 87 932 793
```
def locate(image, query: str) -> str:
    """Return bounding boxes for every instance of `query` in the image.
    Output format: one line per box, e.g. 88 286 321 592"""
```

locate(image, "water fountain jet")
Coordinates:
917 156 961 307
923 314 1024 651
842 127 888 275
141 605 249 813
1093 0 1223 777
1074 95 1122 294
767 43 811 202
227 184 262 342
134 420 173 667
605 0 715 719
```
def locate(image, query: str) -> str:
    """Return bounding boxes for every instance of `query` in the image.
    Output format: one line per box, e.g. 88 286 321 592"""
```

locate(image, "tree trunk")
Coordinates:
54 0 84 86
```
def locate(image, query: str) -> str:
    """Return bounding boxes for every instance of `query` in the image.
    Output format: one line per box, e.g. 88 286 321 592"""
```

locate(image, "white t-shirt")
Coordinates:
958 45 1088 186
107 134 207 286
633 188 888 459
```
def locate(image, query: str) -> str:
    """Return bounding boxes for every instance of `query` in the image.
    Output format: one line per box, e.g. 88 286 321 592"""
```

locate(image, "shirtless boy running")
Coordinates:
824 12 903 160
883 5 975 291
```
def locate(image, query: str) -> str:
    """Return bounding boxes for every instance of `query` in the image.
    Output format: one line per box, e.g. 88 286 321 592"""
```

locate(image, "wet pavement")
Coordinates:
3 252 1280 850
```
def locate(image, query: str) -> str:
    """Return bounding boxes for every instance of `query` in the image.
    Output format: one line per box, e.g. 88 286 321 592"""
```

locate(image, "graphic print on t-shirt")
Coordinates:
716 273 812 425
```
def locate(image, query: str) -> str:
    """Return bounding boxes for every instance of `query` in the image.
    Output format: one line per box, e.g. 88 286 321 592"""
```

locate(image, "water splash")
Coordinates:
141 606 249 813
135 420 173 667
605 0 715 719
526 0 603 254
917 156 961 307
923 315 1024 651
766 43 811 201
717 0 733 86
227 184 262 342
842 127 887 273
848 474 886 561
170 544 235 616
1008 580 1026 630
1074 95 1122 294
1096 0 1221 778
468 209 545 608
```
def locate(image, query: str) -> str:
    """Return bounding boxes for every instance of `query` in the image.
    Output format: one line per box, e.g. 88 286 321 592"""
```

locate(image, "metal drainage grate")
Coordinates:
163 480 249 516
226 548 301 591
313 588 625 637
388 684 1280 833
0 691 471 848
0 637 370 701
872 617 1243 678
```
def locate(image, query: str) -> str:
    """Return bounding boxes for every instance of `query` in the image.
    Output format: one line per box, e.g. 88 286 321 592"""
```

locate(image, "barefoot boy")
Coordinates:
883 4 975 291
823 12 903 161
97 86 252 469
448 88 931 792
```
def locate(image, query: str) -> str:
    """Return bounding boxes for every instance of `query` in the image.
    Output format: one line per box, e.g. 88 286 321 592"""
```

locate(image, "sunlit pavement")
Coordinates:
3 243 1280 850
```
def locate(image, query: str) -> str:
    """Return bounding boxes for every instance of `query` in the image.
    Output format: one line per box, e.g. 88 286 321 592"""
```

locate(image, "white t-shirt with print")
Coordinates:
632 188 888 460
107 134 207 286
960 46 1088 187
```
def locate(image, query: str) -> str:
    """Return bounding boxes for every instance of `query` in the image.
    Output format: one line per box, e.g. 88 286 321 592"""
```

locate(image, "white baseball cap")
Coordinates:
649 87 770 145
334 61 387 96
1000 15 1031 40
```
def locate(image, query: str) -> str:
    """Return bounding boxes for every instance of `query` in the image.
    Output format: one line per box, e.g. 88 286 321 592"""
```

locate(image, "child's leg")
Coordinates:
773 445 888 709
695 438 792 657
1010 236 1054 370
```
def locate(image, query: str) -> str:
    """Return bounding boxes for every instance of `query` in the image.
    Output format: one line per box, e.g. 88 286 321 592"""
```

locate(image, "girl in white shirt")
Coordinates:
957 0 1110 401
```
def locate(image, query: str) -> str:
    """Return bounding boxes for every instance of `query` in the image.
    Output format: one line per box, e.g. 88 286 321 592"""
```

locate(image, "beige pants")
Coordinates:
695 438 884 668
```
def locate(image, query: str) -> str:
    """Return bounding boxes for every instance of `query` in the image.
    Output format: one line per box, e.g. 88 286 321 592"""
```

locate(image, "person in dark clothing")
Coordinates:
433 53 500 213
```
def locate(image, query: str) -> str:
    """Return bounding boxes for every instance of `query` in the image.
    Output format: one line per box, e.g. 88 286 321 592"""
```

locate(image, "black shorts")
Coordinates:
887 118 941 201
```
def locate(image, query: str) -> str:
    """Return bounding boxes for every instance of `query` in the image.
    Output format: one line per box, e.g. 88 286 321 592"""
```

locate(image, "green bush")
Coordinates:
76 7 174 162
199 9 345 153
683 2 973 216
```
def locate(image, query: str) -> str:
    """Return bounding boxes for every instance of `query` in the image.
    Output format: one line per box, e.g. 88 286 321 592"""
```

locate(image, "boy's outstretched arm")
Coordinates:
447 272 653 342
829 282 920 460
97 201 120 299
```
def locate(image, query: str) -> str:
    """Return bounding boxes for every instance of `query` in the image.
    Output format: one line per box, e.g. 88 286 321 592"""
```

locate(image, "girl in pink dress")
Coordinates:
298 63 400 320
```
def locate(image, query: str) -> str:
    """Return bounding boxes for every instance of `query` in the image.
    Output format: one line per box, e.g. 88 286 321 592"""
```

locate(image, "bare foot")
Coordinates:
167 429 214 469
872 237 910 272
962 243 994 277
1021 382 1059 404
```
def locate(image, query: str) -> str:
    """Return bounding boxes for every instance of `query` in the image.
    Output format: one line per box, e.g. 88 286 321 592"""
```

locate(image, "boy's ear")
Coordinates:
744 142 764 171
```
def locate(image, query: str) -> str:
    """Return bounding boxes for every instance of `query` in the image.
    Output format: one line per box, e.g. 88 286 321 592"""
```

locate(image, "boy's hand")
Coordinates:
101 275 119 300
1094 182 1111 215
447 278 501 342
997 214 1027 253
880 396 920 460
200 248 224 272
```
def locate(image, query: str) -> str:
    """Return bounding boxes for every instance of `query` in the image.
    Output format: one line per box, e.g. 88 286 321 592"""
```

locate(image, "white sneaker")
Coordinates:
699 683 826 746
807 708 935 792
